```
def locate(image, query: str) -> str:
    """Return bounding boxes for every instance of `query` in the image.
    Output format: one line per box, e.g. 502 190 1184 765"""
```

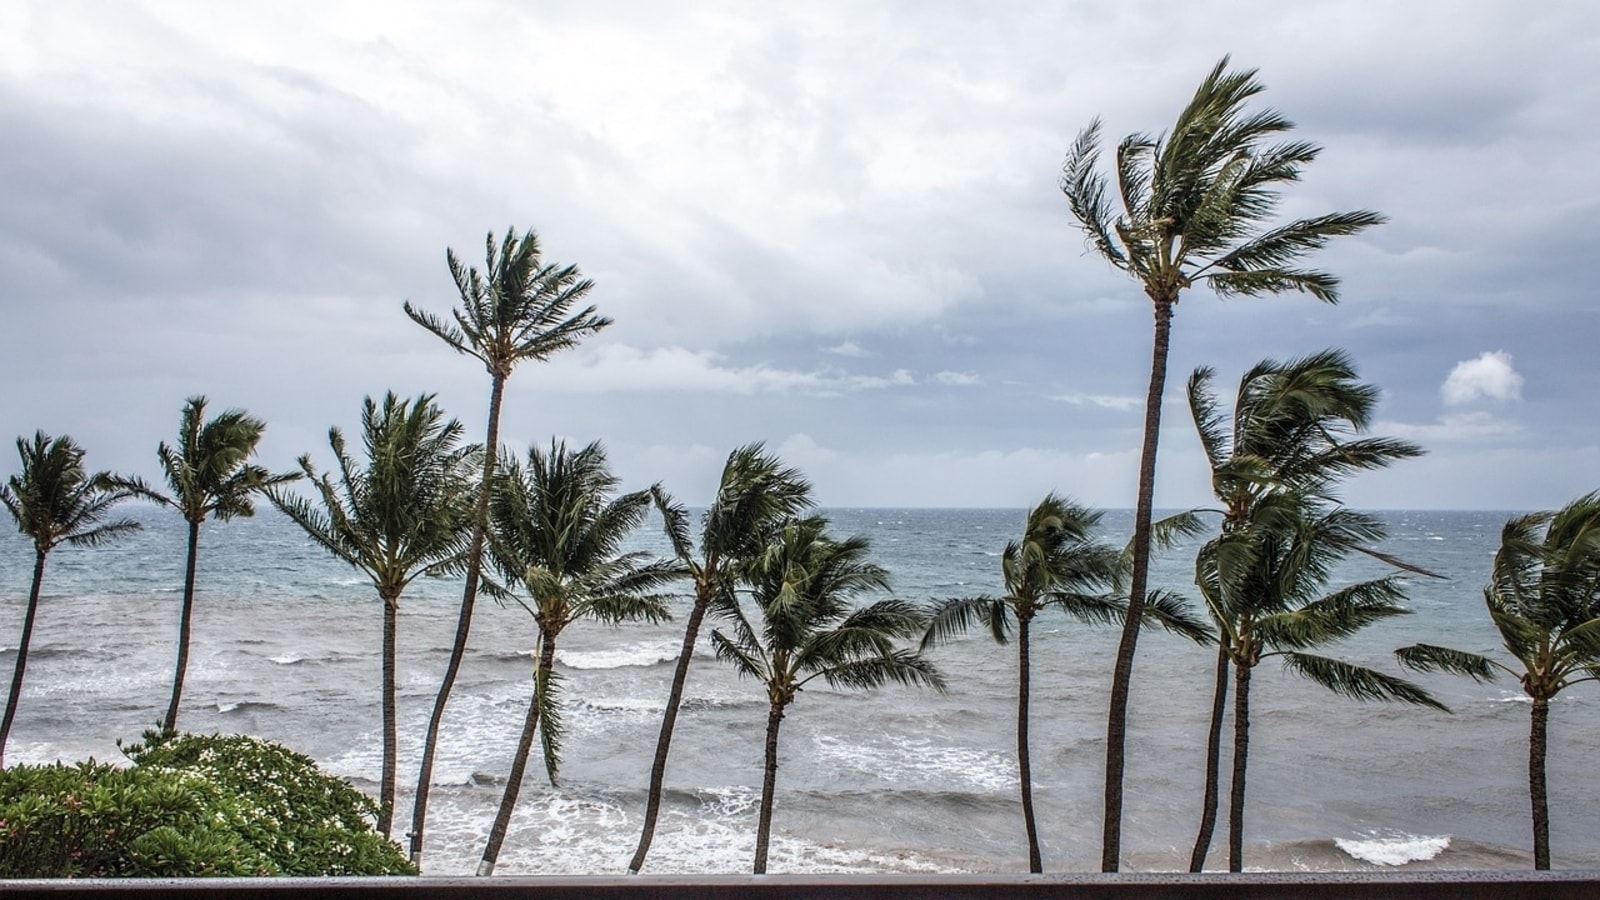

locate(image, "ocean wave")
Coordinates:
577 696 665 714
813 732 1016 792
216 700 280 714
557 641 679 670
1334 832 1451 866
681 695 763 712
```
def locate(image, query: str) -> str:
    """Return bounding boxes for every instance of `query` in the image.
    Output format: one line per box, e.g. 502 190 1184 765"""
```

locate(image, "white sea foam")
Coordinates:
813 732 1016 792
1335 832 1451 866
556 641 679 670
268 654 306 665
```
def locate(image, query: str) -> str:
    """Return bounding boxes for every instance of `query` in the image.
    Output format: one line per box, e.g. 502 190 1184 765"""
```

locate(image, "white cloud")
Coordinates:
1442 351 1524 405
934 371 980 386
542 344 916 395
1051 393 1142 411
777 433 839 468
823 340 870 358
1378 411 1524 443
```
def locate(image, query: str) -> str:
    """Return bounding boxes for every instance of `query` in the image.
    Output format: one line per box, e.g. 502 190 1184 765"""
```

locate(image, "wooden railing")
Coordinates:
4 871 1599 900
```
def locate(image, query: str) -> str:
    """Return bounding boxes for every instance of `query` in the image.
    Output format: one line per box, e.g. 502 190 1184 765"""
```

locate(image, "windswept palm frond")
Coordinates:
1254 578 1410 649
535 664 566 786
1139 589 1214 643
1278 652 1447 711
1395 644 1502 683
810 648 947 693
921 595 1009 649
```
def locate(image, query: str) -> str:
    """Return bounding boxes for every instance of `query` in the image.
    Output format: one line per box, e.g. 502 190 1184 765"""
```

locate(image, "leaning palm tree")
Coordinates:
713 516 944 874
1201 495 1445 872
115 396 297 732
475 440 679 876
402 227 610 867
267 393 478 838
627 444 813 873
1184 351 1423 869
1398 493 1600 870
1059 57 1386 869
921 495 1208 872
0 433 140 767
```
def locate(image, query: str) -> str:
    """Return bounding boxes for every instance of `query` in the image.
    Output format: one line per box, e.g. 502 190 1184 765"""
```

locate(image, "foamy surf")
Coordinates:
1335 832 1451 866
556 641 679 670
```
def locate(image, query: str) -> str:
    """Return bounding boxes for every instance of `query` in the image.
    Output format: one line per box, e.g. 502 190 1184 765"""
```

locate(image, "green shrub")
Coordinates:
0 732 415 877
0 759 270 876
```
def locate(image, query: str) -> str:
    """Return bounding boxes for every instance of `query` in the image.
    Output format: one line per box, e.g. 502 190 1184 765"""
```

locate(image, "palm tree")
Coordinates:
626 444 813 873
712 516 944 873
475 440 679 876
267 393 478 839
1184 351 1423 870
1059 57 1386 869
402 227 610 867
1200 496 1445 872
921 495 1208 872
1398 493 1600 870
0 433 141 767
115 397 297 732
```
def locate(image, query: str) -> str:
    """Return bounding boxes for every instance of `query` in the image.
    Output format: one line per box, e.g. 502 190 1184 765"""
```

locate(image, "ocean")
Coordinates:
1 504 1594 874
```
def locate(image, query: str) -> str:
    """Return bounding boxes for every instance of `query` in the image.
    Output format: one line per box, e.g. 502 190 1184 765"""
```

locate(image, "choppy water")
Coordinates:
2 505 1595 874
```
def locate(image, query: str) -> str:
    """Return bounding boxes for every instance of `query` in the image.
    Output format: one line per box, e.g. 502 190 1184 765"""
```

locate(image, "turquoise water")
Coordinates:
1 505 1593 873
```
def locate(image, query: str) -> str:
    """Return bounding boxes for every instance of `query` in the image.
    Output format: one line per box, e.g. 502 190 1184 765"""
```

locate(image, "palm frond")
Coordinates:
921 595 1008 648
1059 118 1131 271
535 662 566 786
1394 644 1501 683
1279 652 1448 711
1207 211 1386 274
710 628 767 682
1205 267 1341 303
1139 589 1214 643
1255 577 1410 649
811 648 947 694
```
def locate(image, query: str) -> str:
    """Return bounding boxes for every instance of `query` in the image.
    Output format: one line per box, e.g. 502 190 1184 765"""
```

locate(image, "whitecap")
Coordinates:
556 641 679 670
1335 832 1450 866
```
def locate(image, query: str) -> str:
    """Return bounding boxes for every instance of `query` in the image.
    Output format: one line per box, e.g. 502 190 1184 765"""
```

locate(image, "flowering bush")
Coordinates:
0 732 414 877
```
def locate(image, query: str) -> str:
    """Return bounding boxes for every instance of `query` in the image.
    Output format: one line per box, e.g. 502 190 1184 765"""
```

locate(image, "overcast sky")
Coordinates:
1 0 1595 510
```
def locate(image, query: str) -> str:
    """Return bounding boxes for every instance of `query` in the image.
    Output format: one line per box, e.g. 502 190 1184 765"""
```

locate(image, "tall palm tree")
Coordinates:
1201 496 1445 872
626 444 813 873
402 227 610 867
921 495 1208 872
0 433 140 767
267 393 478 839
1059 58 1386 870
475 440 679 876
115 397 297 732
1184 351 1423 869
1398 493 1600 870
712 516 944 874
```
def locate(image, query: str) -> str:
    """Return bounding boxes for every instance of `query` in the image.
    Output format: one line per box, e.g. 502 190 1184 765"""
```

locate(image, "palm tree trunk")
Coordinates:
379 593 399 839
1017 616 1042 873
754 698 786 875
1530 695 1550 870
1227 660 1252 873
628 583 712 873
1102 297 1175 872
0 550 47 768
1189 643 1230 871
479 631 556 876
411 372 506 868
162 519 202 734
